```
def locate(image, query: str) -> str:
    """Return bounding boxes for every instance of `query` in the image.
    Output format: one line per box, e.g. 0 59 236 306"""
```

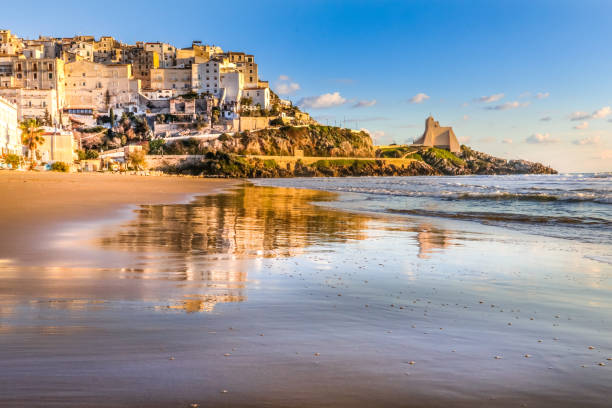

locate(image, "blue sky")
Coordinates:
4 0 612 171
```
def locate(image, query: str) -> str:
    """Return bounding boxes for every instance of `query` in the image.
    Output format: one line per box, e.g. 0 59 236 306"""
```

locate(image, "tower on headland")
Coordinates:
413 115 460 153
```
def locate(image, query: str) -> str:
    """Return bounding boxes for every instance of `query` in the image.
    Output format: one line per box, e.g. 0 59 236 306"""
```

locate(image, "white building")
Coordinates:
219 70 243 103
242 87 270 110
192 59 225 96
0 96 20 155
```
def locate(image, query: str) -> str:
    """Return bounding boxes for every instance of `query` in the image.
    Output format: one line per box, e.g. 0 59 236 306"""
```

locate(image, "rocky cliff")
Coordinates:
150 126 556 177
200 125 375 157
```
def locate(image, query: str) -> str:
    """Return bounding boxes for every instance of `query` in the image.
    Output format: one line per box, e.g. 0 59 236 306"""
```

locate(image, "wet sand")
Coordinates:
0 180 610 407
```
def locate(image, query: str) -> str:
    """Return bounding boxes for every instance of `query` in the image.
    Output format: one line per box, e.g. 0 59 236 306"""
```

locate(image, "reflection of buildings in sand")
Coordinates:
99 186 371 262
94 186 373 312
415 223 453 259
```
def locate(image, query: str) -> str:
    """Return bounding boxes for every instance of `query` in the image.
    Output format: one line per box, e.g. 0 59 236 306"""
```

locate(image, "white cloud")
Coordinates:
352 99 377 108
458 136 471 144
598 149 612 159
409 93 430 104
298 92 346 109
573 135 601 145
535 92 550 100
485 101 530 111
570 106 611 121
463 114 470 120
592 106 612 119
477 93 504 103
526 133 558 144
540 116 552 122
502 138 513 144
274 75 301 95
573 121 589 130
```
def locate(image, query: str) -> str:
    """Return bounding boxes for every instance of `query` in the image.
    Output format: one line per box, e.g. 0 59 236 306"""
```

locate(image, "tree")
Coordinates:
19 118 45 167
127 149 147 170
109 107 115 128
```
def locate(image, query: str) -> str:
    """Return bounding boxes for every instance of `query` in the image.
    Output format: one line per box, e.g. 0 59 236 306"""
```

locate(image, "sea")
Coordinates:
253 173 612 249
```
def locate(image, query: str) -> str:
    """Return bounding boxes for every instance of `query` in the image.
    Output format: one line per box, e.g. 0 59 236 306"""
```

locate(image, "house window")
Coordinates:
49 73 53 79
48 63 52 70
33 73 37 79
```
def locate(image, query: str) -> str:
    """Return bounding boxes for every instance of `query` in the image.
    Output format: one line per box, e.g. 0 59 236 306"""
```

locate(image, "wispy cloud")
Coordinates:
570 106 611 121
573 121 589 130
526 133 558 144
274 75 301 95
592 106 612 119
409 93 429 104
535 92 550 100
573 135 601 145
458 136 471 144
502 138 513 144
485 101 530 111
463 114 470 121
298 92 346 109
540 116 552 122
476 93 504 103
352 99 377 108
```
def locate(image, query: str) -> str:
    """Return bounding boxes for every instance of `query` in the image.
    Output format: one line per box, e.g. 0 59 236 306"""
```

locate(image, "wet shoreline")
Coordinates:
1 183 610 407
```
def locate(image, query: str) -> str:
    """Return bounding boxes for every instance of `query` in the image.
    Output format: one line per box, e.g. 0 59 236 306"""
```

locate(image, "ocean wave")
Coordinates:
386 208 611 226
337 187 611 204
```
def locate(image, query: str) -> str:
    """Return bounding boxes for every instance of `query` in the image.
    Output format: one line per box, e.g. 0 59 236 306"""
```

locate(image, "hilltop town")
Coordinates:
0 29 556 176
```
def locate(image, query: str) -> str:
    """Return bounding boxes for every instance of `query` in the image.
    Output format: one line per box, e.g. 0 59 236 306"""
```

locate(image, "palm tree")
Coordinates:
19 118 45 167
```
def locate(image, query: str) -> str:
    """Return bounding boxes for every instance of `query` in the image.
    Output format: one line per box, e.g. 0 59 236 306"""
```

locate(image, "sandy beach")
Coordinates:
0 172 239 263
0 173 610 407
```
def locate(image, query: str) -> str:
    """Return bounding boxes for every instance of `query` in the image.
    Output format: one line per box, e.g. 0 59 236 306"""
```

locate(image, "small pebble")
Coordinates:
524 354 531 358
223 353 231 357
598 362 606 366
169 357 175 360
588 346 595 350
409 361 416 365
221 390 228 394
494 356 503 360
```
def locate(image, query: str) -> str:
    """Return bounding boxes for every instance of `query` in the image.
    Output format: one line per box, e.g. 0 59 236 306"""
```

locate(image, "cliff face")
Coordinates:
152 128 557 177
196 125 375 158
421 146 557 175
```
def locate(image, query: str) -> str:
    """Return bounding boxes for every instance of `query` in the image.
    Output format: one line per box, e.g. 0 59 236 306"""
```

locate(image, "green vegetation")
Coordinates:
77 149 99 160
405 153 423 161
427 147 465 166
148 139 165 155
312 159 376 169
50 161 69 172
2 153 22 169
80 126 106 134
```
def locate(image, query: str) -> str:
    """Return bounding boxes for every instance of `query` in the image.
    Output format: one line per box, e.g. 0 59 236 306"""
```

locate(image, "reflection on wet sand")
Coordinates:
0 186 461 316
99 186 372 258
94 186 462 310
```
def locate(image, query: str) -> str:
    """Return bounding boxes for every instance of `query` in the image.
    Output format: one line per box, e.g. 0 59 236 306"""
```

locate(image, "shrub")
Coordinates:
50 161 69 172
3 153 22 169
